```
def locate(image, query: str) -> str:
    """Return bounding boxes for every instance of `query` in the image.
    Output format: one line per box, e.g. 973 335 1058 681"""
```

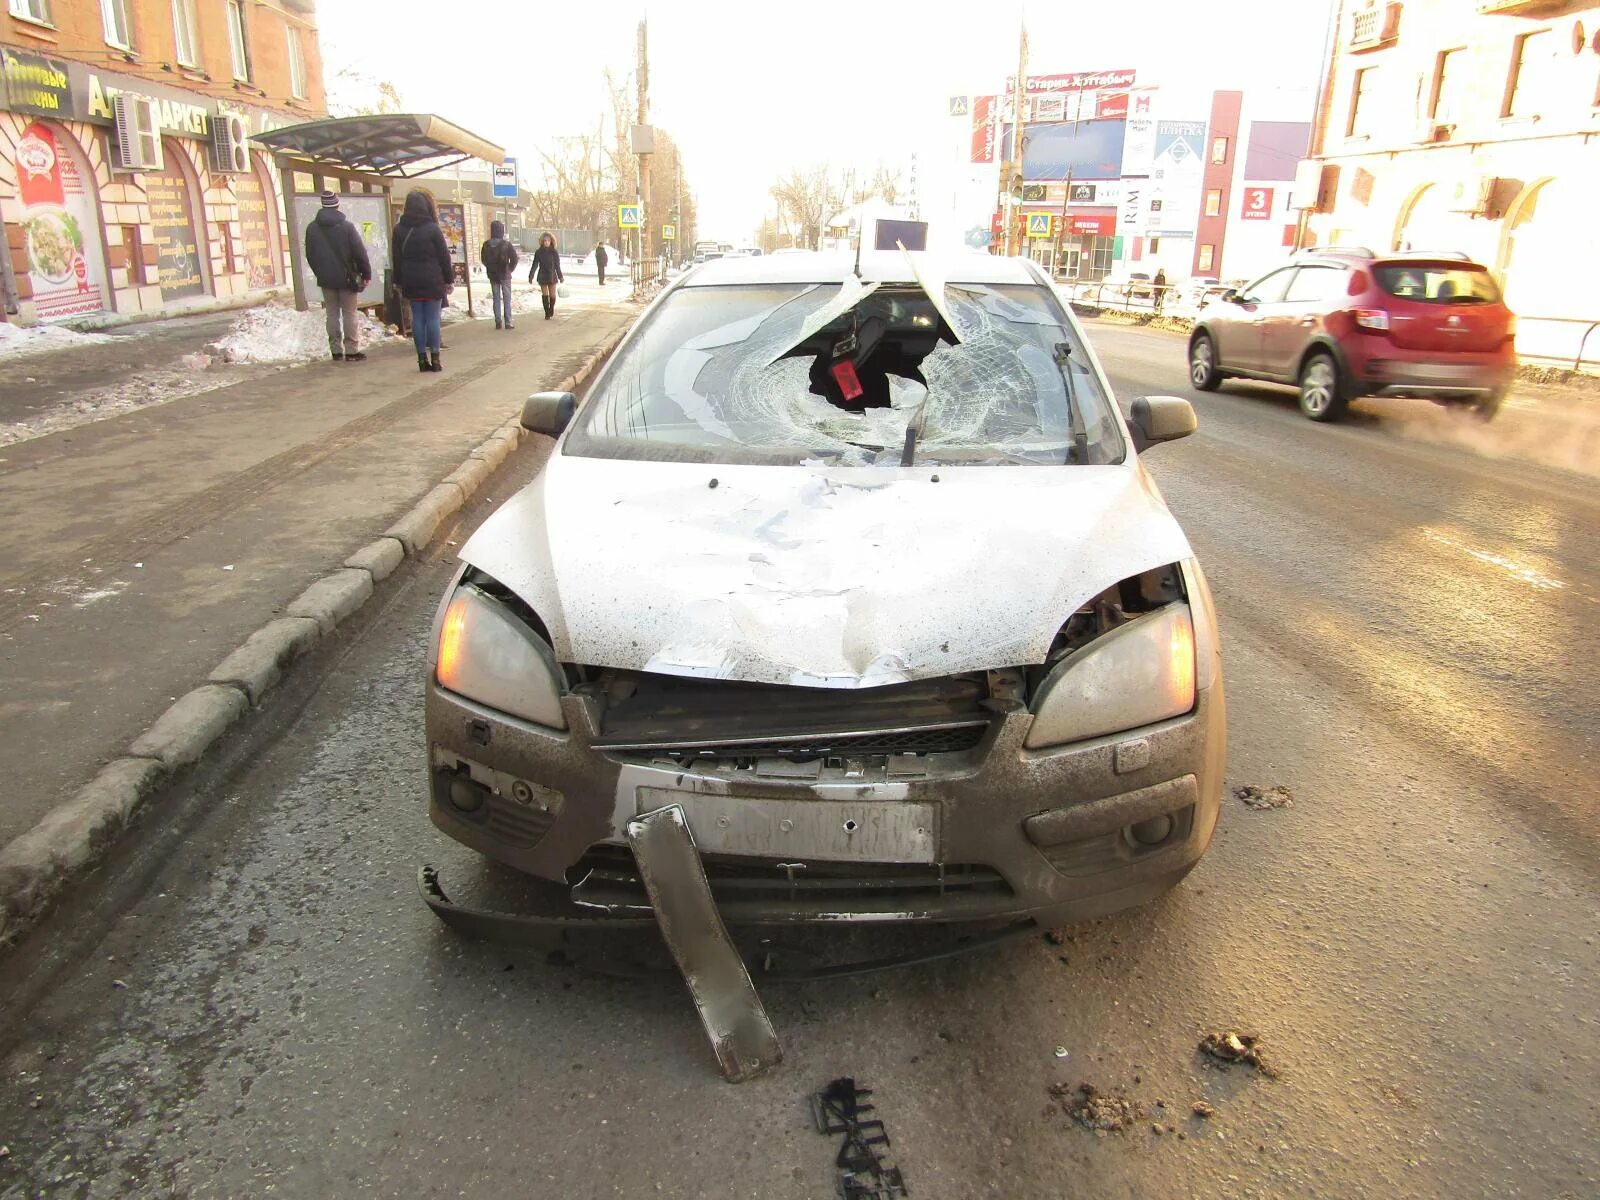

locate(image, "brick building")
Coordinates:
1 0 325 324
1299 0 1600 361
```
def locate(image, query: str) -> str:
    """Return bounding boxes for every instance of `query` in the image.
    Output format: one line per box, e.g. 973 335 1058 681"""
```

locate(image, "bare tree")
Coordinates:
770 165 834 250
868 163 904 205
326 68 404 118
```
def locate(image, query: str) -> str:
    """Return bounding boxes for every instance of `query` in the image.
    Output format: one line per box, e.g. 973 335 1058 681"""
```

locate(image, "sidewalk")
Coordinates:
0 283 635 851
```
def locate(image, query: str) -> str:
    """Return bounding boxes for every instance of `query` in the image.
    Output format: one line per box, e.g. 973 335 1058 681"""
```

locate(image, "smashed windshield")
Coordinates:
565 280 1125 466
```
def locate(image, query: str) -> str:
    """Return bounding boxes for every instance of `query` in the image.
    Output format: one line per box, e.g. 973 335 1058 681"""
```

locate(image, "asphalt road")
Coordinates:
1 321 1596 1199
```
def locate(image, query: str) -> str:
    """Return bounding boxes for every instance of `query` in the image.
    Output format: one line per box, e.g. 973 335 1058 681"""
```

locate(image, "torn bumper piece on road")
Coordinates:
625 804 781 1083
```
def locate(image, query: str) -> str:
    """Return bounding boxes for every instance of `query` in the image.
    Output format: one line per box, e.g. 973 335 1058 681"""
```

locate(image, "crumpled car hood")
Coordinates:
459 454 1193 689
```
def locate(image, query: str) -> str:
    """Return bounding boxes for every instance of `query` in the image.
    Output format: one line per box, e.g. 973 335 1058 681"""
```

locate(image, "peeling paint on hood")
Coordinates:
459 455 1193 689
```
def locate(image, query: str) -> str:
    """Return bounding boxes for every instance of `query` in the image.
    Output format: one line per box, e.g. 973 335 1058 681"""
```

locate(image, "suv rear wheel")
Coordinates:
1297 353 1348 422
1470 388 1505 423
1189 334 1221 391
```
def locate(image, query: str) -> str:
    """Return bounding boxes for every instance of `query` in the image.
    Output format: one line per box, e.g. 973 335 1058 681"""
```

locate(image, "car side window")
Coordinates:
1243 268 1296 304
1284 266 1347 303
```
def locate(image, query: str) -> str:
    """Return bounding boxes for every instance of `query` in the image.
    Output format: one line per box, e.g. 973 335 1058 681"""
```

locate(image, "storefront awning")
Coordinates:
250 114 505 177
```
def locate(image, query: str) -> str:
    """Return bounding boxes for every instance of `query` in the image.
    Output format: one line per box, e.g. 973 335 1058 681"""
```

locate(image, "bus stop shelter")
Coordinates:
251 114 506 316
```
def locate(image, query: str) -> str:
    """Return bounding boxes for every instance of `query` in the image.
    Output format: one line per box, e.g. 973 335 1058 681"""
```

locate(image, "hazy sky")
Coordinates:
318 0 1333 240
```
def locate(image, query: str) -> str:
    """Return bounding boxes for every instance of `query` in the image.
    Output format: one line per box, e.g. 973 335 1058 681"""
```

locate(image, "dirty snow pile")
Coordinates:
211 304 393 364
0 321 113 360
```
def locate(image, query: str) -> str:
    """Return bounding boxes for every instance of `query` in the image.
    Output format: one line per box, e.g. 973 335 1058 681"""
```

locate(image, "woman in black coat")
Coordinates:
392 189 454 371
527 231 564 320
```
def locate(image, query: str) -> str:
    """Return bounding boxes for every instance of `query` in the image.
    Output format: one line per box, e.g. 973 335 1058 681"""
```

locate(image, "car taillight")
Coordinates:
1352 308 1390 331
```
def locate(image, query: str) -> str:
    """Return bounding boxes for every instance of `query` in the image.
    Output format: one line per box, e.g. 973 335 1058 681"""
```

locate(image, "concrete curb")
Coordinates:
0 326 629 946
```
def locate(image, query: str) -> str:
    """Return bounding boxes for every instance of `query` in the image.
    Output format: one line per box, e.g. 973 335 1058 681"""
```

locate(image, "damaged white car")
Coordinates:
424 251 1224 936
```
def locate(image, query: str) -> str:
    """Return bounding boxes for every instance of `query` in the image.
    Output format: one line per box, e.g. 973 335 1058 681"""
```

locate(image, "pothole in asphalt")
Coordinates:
1234 784 1294 810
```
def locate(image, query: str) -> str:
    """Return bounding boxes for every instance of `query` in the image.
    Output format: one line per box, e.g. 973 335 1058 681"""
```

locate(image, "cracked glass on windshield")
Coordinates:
565 281 1125 465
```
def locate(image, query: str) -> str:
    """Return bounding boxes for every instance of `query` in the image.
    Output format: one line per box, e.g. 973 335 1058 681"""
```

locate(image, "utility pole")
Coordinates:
1002 22 1028 256
636 19 651 275
673 150 682 267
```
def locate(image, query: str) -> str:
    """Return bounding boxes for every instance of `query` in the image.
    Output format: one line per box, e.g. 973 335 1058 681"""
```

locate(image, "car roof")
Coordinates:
679 250 1043 288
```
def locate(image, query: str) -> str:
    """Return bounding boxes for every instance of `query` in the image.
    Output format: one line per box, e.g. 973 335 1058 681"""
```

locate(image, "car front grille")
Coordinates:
570 845 1013 910
586 669 994 763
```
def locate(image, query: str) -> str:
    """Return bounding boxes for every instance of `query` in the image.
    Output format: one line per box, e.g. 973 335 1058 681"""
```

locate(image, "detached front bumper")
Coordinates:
424 678 1225 928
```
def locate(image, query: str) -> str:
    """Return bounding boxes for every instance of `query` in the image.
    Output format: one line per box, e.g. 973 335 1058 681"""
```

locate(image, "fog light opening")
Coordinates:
1128 814 1174 847
448 773 488 815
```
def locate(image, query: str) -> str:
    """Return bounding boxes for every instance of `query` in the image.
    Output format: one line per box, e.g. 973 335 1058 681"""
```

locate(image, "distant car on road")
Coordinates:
423 250 1225 937
1121 272 1154 301
1187 248 1516 421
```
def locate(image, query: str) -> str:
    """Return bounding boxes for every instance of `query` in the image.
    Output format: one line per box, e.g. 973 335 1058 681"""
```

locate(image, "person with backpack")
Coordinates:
480 221 520 330
392 188 454 372
594 240 608 286
304 191 372 362
526 231 564 320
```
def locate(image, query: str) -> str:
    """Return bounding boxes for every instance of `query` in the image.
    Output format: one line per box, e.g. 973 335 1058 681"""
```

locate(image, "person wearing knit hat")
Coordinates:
304 190 372 362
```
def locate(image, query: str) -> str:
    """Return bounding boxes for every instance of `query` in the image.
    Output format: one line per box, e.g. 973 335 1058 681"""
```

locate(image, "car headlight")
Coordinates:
1025 604 1196 749
435 585 566 730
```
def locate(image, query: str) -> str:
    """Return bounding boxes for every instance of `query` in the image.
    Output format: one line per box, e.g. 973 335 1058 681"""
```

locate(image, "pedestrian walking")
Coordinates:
393 189 453 372
480 220 520 330
594 240 609 287
1153 268 1168 313
304 191 372 362
527 232 564 320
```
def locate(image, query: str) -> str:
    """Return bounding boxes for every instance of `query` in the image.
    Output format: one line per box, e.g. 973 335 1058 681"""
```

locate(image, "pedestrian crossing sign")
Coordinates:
662 224 676 240
1027 212 1052 238
618 204 642 228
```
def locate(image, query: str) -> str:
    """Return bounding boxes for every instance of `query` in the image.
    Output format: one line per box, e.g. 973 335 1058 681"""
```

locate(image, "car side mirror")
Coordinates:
1221 288 1240 303
1129 395 1197 453
521 391 577 437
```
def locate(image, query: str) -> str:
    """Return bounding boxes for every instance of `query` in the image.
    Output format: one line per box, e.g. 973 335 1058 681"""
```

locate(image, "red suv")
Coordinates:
1187 249 1516 422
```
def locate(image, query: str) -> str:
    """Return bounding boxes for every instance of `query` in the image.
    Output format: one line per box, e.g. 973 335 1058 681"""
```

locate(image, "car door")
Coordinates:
1259 264 1349 378
1214 267 1295 372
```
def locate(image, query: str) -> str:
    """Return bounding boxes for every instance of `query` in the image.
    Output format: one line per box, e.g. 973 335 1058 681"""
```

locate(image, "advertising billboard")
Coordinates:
1148 120 1208 239
293 194 390 308
11 121 108 321
970 94 997 163
1020 119 1127 181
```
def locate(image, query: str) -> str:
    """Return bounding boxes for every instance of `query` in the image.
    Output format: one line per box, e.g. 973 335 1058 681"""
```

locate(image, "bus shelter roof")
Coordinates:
251 114 505 178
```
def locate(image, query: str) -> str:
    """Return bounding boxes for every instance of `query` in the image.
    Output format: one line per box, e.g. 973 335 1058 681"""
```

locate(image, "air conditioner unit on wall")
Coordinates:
1446 176 1521 218
210 111 250 173
112 94 163 171
1416 119 1455 144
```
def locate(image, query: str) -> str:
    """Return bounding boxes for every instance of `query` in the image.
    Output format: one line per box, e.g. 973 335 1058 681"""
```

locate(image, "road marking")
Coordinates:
1420 527 1568 593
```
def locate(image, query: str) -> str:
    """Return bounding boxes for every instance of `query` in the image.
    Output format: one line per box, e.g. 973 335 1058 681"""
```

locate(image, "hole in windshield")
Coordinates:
566 281 1125 467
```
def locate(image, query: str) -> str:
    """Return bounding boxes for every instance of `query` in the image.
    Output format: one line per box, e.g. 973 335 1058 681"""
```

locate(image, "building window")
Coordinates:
1210 136 1229 165
1204 189 1223 217
226 0 252 82
101 0 133 50
122 225 146 286
1149 237 1160 253
287 26 307 99
171 0 199 68
1198 244 1216 273
1429 47 1464 121
9 0 52 25
1503 30 1550 118
1347 66 1375 136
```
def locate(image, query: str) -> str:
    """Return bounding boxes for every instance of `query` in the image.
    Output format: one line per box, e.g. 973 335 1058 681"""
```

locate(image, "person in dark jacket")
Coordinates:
480 220 520 330
593 240 608 287
304 191 372 362
392 188 453 372
526 231 564 319
1153 267 1168 313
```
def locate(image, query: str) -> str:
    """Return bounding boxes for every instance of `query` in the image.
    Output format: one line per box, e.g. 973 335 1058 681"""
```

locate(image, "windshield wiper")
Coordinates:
1054 341 1090 464
900 401 930 467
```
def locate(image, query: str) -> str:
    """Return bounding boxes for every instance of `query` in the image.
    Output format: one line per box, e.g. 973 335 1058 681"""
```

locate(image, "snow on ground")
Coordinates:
212 303 395 364
0 305 396 449
0 322 114 360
